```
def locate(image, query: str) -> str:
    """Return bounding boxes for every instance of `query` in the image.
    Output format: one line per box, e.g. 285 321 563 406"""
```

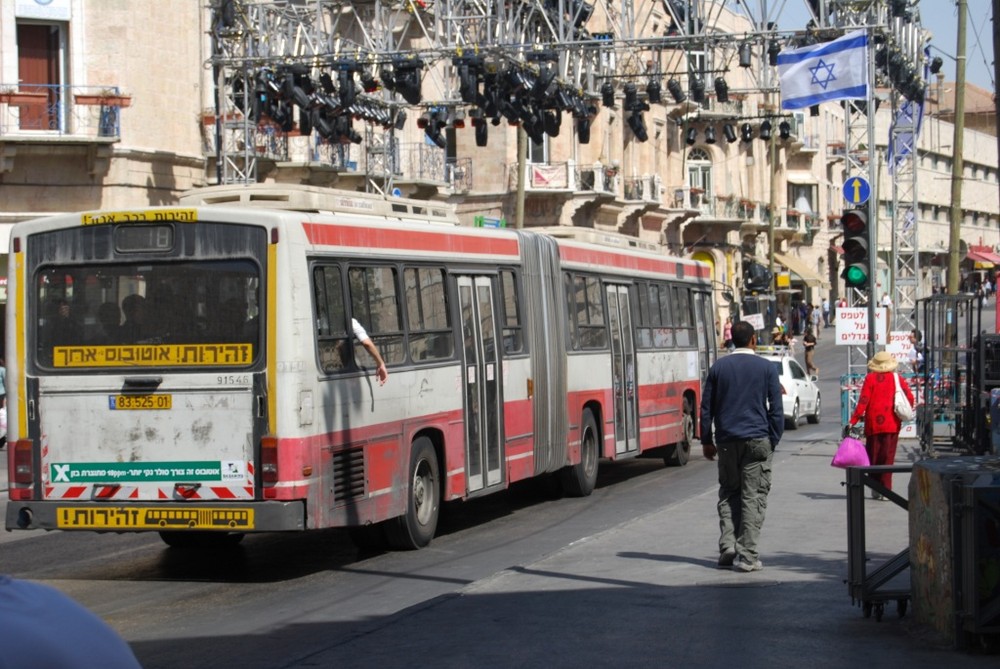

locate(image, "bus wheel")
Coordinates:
559 409 599 497
665 397 694 467
385 437 440 550
158 531 245 549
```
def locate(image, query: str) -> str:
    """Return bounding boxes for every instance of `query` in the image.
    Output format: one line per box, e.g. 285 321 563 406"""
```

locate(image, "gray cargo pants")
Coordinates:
716 437 774 563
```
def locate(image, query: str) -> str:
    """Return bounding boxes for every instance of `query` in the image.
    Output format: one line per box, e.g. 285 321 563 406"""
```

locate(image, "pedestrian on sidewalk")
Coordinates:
846 351 914 499
699 320 784 572
802 330 818 376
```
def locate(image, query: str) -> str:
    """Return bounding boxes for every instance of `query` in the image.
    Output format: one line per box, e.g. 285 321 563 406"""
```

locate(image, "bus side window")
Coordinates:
349 265 404 366
499 269 523 354
404 266 452 361
313 265 350 374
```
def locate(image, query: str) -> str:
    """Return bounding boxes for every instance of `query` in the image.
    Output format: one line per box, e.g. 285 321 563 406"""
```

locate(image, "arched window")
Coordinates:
687 147 712 213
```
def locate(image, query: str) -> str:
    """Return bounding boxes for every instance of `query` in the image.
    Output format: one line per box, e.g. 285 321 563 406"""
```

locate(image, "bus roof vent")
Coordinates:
531 226 663 253
178 184 458 226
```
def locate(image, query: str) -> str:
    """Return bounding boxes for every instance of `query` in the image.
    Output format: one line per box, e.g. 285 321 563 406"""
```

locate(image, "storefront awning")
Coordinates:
966 251 995 268
786 171 819 185
976 249 1000 264
773 251 831 289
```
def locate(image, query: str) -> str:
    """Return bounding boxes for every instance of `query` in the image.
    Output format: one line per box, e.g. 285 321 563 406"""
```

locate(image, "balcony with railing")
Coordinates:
623 174 662 204
0 84 129 140
577 164 617 195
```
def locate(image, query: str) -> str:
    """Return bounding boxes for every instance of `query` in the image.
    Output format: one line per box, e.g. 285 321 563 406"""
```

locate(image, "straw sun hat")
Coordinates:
867 351 898 373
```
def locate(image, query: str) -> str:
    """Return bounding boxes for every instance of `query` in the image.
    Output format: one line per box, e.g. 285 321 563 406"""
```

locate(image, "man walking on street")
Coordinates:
700 320 784 572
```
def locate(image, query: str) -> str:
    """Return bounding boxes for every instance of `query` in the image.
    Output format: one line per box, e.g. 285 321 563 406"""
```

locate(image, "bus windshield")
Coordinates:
34 260 261 371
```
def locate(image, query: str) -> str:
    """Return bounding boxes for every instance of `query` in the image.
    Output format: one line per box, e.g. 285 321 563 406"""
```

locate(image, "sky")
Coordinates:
776 0 995 92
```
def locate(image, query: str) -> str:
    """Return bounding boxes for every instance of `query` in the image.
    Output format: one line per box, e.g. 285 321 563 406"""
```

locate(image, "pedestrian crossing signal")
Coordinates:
841 208 870 289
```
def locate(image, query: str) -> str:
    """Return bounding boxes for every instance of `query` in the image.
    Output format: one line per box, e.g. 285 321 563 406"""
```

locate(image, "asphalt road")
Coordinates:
2 331 968 668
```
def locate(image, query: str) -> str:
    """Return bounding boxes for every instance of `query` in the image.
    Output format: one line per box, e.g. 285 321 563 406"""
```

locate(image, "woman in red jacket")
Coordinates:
848 351 914 499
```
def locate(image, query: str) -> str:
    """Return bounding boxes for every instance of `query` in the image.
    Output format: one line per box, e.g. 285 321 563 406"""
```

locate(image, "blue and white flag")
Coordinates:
778 30 870 110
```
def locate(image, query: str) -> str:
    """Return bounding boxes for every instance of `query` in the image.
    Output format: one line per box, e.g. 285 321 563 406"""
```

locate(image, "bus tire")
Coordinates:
665 397 694 467
385 437 440 550
158 531 245 549
559 409 599 497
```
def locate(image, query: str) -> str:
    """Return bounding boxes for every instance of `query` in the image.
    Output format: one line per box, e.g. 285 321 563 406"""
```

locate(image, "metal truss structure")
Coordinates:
806 0 929 370
206 0 855 189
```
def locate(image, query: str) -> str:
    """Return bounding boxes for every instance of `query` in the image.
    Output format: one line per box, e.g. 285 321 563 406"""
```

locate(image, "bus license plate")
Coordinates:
109 394 172 410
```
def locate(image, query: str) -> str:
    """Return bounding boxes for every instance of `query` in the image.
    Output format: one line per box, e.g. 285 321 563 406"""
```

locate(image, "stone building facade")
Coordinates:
0 0 996 333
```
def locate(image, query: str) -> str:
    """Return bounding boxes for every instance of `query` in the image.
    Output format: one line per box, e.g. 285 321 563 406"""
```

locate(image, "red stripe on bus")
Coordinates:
559 245 710 278
211 487 237 499
63 486 87 499
303 223 520 257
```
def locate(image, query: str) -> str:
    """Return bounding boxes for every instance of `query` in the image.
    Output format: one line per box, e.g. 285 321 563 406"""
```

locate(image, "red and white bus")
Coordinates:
5 184 716 549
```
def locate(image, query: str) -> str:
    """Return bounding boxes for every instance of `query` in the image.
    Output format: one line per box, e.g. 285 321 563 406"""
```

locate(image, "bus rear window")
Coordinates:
35 260 261 370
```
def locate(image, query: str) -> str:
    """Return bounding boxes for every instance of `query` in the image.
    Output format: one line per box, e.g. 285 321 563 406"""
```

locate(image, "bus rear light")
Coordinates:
13 439 34 485
261 436 279 483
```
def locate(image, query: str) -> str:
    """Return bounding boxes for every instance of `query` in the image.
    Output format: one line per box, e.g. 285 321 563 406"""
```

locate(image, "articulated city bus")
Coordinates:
5 184 715 549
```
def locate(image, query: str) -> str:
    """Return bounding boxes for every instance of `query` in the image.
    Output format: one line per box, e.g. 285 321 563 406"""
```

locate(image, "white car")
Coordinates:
756 347 821 429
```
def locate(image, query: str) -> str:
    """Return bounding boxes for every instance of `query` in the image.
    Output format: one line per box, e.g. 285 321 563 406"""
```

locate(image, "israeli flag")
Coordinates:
778 30 870 110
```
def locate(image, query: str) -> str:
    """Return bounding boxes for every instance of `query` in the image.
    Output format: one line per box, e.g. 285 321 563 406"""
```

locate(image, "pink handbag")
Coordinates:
831 436 869 468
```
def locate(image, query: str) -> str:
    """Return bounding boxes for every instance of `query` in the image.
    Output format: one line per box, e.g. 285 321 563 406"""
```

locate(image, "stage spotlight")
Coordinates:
722 123 737 143
714 77 729 103
576 117 591 144
601 81 615 108
686 127 697 145
647 80 662 104
704 126 717 144
690 76 706 103
779 120 791 140
739 42 753 68
623 83 639 110
759 119 772 141
740 122 754 142
471 109 489 147
929 56 943 75
767 40 781 66
667 78 686 103
627 112 648 142
360 70 378 92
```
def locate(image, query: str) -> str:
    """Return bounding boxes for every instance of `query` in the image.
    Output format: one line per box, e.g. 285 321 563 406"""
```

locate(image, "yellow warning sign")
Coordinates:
52 343 253 368
81 209 198 225
57 506 254 530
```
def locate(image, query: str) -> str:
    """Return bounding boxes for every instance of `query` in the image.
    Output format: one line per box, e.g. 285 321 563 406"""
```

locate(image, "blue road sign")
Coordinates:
842 176 871 206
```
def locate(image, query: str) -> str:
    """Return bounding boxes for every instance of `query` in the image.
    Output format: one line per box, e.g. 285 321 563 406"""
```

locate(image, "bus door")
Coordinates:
457 276 504 493
693 290 716 381
607 284 638 455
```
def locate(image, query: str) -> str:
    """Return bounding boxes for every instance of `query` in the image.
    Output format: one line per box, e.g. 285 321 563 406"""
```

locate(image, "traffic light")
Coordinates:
744 261 773 292
841 208 870 289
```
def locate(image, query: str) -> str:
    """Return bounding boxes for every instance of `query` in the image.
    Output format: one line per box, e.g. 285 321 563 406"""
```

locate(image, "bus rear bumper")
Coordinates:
5 499 306 533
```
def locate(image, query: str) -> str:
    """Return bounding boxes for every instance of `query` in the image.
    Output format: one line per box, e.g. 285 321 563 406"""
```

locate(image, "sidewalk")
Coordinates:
309 437 997 668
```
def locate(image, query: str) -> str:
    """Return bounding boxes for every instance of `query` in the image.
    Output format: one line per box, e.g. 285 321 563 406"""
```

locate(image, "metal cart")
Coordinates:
846 464 913 621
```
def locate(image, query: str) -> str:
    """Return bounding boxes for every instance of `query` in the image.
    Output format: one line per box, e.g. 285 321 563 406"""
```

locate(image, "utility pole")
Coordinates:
947 0 968 295
994 0 1000 217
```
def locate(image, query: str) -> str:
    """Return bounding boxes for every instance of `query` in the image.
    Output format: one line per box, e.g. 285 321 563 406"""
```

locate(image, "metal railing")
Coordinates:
0 84 127 139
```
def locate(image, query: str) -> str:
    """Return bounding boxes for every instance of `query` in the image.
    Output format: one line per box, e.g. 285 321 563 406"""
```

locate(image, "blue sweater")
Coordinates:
699 348 784 448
